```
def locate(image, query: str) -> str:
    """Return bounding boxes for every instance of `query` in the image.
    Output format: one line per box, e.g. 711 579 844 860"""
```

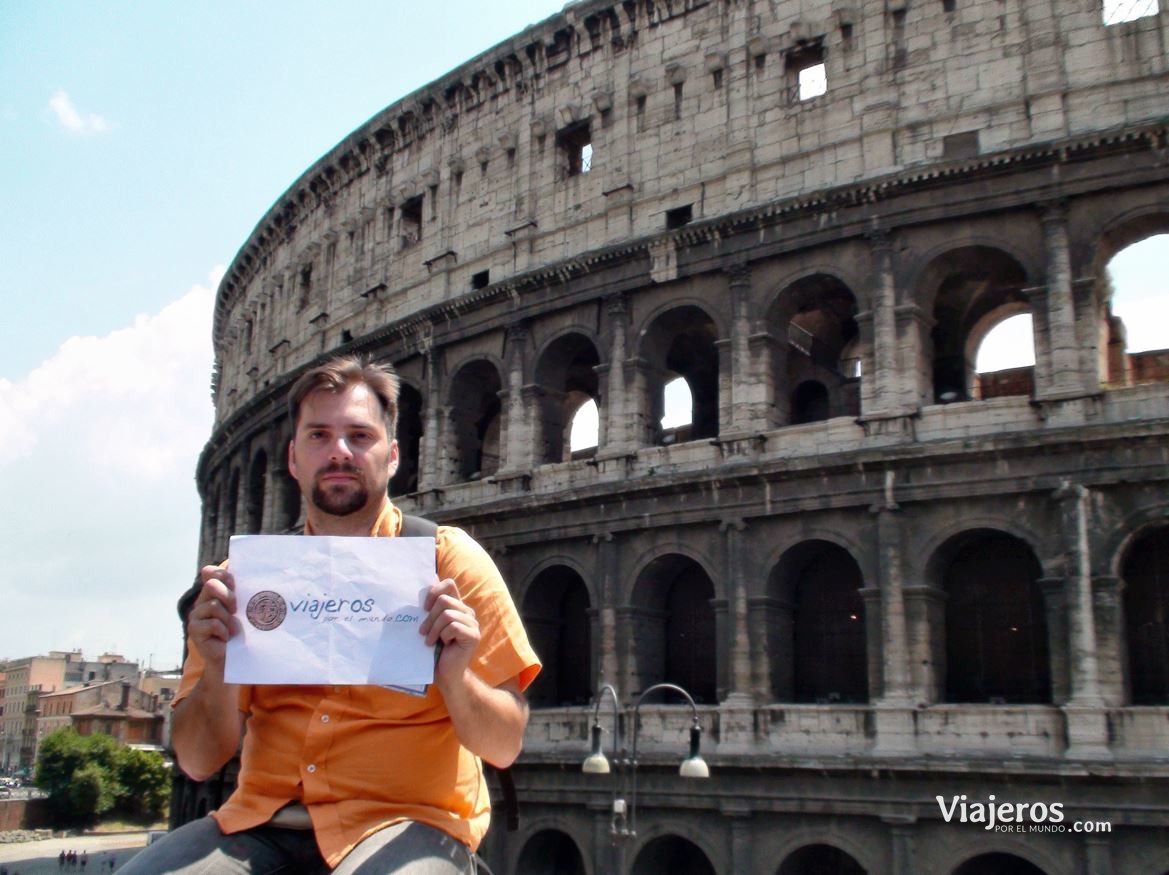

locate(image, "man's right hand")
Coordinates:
188 566 238 675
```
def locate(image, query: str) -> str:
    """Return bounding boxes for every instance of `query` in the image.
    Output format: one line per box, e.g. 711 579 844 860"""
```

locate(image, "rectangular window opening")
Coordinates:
712 69 723 89
471 270 490 290
943 0 957 11
400 196 423 248
943 131 980 159
786 42 827 102
1102 0 1158 23
557 122 592 177
636 95 647 132
673 82 684 119
666 204 693 229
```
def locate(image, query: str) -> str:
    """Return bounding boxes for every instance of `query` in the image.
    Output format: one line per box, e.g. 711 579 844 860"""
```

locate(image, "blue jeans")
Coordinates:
118 817 476 874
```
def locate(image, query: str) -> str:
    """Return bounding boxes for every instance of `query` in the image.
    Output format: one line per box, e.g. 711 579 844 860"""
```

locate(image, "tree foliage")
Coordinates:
35 728 170 826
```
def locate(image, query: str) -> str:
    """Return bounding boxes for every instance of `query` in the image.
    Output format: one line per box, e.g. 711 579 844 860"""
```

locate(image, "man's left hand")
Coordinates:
420 577 480 685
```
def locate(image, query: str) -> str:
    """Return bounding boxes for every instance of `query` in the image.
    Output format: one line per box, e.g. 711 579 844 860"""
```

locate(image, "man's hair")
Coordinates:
288 355 401 436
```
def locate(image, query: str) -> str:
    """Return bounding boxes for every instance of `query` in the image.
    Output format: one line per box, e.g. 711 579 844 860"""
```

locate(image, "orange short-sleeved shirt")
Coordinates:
174 503 540 867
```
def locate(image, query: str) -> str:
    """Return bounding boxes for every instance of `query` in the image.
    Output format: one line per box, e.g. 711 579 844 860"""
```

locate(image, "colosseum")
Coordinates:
180 0 1169 872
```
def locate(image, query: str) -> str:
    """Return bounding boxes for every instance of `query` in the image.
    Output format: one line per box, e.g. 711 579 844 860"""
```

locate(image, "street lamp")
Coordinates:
582 682 710 849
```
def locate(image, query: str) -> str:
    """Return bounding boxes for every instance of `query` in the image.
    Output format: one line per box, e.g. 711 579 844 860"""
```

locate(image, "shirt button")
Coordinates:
321 715 330 723
306 764 317 774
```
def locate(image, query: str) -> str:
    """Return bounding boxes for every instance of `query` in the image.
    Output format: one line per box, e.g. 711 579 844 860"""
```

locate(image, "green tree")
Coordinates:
67 761 118 825
113 746 171 819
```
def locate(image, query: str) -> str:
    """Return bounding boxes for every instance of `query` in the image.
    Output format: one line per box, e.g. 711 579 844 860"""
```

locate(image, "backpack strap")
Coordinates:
399 514 439 539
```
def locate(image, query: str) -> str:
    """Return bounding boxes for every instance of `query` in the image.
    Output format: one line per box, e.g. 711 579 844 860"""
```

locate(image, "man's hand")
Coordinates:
420 577 480 685
173 565 244 781
419 578 529 767
188 566 239 676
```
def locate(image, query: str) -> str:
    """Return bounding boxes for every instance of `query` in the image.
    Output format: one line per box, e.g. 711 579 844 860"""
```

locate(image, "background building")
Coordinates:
184 0 1169 872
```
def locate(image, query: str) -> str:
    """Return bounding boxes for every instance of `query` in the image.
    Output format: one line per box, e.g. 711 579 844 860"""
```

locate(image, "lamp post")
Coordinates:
582 682 710 874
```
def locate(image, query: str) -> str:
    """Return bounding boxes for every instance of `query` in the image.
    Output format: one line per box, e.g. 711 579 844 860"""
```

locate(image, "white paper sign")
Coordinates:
224 535 437 686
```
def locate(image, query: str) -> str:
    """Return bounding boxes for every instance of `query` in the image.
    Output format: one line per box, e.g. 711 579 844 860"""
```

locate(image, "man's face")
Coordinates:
288 384 399 519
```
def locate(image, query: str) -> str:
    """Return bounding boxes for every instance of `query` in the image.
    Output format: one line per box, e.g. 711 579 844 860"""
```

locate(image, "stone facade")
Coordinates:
190 1 1169 873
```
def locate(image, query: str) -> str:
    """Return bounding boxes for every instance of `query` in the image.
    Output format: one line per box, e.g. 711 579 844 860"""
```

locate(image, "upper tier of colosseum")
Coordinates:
210 0 1167 424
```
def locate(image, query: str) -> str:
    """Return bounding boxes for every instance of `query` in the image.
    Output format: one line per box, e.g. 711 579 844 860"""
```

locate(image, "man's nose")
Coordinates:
328 436 354 460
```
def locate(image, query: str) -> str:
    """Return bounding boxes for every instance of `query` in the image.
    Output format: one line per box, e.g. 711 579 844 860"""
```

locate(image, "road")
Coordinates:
0 832 148 873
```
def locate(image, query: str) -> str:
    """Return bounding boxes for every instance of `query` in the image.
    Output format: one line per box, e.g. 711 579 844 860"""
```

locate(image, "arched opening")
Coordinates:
533 333 601 463
791 380 830 424
641 307 720 445
951 852 1048 875
972 312 1036 400
448 360 502 482
568 398 599 456
660 376 693 441
778 844 867 875
522 566 593 708
771 275 861 424
632 555 717 703
1100 233 1169 388
515 829 586 875
225 468 241 536
936 530 1050 703
923 247 1029 403
631 835 716 875
767 541 868 703
1121 525 1169 704
276 467 301 531
390 383 423 496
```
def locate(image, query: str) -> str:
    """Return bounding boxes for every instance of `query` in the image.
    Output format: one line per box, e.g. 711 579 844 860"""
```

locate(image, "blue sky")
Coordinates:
0 1 1164 670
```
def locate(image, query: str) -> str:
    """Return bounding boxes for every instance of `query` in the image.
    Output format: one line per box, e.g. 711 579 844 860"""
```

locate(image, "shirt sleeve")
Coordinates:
436 526 541 692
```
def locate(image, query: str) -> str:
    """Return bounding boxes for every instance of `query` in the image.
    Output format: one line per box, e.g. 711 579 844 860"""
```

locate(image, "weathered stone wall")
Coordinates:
191 1 1169 873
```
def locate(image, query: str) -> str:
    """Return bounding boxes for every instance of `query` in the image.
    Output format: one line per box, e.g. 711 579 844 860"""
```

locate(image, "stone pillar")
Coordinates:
418 351 444 491
884 817 917 875
711 597 730 702
872 472 916 754
747 597 776 702
625 357 655 447
1039 576 1071 705
1054 482 1110 758
715 337 734 436
1091 576 1125 707
904 585 946 703
748 331 781 429
859 587 885 705
896 303 933 411
500 324 530 473
726 809 754 874
593 532 620 688
1074 276 1105 390
726 264 758 433
854 309 877 416
868 231 901 415
1037 203 1085 399
600 294 631 451
721 519 753 703
1084 835 1113 875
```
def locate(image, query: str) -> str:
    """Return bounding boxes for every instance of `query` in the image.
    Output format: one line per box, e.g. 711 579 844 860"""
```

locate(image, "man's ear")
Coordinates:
288 439 299 482
388 439 400 479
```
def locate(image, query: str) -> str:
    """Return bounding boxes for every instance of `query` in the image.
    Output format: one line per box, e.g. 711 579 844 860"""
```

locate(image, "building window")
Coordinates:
400 196 423 248
557 122 592 177
787 42 827 102
1103 0 1158 24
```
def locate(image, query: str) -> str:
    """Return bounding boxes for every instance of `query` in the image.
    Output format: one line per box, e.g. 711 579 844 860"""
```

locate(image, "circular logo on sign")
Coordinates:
246 591 287 631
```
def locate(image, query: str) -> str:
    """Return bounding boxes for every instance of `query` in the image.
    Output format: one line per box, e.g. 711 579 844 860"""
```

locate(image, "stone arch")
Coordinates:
519 554 598 607
521 564 593 708
917 515 1050 581
390 380 423 496
637 302 723 444
757 529 875 598
532 330 602 463
771 829 879 875
630 832 717 875
912 245 1032 403
766 539 868 703
777 843 867 875
766 272 862 424
514 827 587 875
1083 202 1169 277
928 528 1050 703
446 358 503 482
629 551 719 703
1119 521 1169 704
948 849 1052 875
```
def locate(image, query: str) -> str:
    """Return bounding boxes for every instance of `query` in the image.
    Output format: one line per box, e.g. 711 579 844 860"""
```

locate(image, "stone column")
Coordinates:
417 350 444 491
500 324 530 473
1091 576 1125 707
599 293 631 451
884 817 917 875
711 597 730 702
859 587 885 705
868 231 901 416
1054 482 1110 758
903 585 946 703
727 264 756 433
1037 203 1085 399
854 309 877 416
1084 835 1113 875
1039 576 1071 705
872 471 916 754
747 597 777 702
721 519 753 703
593 533 620 688
725 808 754 874
896 303 933 411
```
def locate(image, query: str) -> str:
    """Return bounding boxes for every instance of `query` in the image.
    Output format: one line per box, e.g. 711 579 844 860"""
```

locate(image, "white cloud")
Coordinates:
0 268 222 668
47 89 111 136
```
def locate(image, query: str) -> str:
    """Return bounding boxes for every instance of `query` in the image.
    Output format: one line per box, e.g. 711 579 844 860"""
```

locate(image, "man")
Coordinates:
125 356 540 874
